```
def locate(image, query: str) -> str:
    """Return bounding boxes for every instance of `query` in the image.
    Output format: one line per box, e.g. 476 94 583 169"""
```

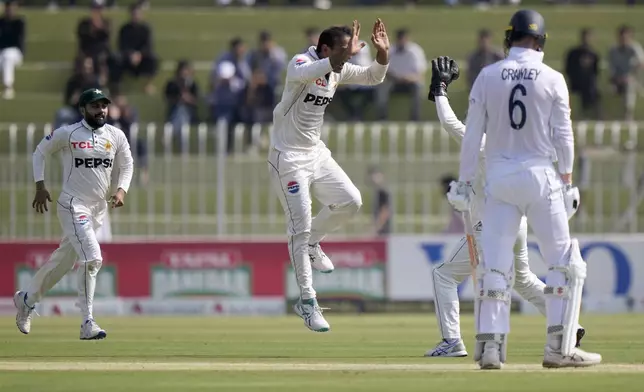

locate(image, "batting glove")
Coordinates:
446 181 473 212
563 184 580 220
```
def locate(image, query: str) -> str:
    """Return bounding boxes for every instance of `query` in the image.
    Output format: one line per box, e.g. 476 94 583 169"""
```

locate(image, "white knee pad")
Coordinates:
544 238 586 356
474 268 511 363
330 196 362 214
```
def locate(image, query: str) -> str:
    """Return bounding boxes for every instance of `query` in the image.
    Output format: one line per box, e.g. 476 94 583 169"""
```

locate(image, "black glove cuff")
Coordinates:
428 82 448 102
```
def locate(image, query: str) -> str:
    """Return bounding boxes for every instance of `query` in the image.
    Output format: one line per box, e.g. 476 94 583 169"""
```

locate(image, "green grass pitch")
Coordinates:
0 314 643 391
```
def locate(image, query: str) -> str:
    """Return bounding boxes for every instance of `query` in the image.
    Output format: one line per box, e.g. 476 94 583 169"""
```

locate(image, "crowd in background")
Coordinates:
2 0 644 149
1 0 643 233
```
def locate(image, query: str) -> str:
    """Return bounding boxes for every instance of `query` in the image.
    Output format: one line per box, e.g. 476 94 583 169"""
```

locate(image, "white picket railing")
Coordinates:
0 121 643 240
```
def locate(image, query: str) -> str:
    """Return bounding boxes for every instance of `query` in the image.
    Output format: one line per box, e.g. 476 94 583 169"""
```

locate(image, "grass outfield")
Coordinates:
0 314 643 391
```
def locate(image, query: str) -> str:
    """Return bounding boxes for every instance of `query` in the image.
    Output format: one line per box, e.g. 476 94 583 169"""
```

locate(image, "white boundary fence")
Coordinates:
1 121 643 239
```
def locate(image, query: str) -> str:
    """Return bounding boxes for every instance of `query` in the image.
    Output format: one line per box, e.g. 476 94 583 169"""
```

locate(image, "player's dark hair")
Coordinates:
316 26 351 54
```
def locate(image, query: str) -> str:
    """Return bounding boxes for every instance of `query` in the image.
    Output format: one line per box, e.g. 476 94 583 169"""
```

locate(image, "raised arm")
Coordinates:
339 19 390 86
549 72 574 184
285 54 333 83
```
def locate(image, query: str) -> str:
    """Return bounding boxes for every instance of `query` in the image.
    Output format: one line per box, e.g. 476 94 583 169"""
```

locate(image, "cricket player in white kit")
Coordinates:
425 56 585 358
448 10 602 369
268 19 390 332
14 88 133 340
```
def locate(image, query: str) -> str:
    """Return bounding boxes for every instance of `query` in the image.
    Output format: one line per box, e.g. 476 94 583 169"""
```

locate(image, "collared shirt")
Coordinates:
33 119 134 202
270 46 388 152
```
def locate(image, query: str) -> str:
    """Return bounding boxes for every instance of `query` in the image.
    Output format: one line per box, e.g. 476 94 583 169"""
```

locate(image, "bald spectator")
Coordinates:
375 28 427 121
466 29 504 89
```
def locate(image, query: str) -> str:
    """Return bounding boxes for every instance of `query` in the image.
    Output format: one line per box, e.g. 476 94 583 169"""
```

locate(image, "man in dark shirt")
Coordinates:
368 166 392 236
164 60 200 139
565 28 601 119
0 0 25 99
116 3 158 94
466 29 504 90
76 1 116 92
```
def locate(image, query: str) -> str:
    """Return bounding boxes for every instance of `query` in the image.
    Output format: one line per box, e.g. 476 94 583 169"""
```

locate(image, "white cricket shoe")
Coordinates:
80 319 107 340
479 342 503 370
425 339 468 357
309 244 334 273
2 88 15 100
542 345 602 368
293 298 330 332
13 291 35 334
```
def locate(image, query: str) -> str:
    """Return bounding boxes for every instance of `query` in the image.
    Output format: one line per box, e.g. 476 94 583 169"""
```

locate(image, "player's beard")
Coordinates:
84 112 106 129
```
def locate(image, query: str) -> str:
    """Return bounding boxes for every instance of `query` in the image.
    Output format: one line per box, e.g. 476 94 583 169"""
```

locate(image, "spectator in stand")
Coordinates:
367 166 392 237
164 60 200 139
47 0 116 10
0 0 25 100
55 56 103 128
76 0 116 92
466 29 504 90
375 28 427 121
303 27 319 53
107 94 148 185
565 28 601 120
336 41 373 121
608 25 644 121
116 2 159 95
247 31 287 95
246 66 275 126
209 37 252 154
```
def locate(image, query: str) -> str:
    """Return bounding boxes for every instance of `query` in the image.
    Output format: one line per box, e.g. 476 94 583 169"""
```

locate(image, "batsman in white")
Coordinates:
268 19 390 332
448 10 602 369
14 88 134 340
425 56 586 358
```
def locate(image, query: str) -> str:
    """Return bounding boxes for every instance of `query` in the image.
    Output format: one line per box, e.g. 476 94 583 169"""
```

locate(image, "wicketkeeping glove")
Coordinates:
428 56 460 102
446 181 473 212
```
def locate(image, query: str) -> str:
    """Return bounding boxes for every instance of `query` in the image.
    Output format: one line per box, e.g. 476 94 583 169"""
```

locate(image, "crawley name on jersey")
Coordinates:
271 46 388 152
33 120 134 201
459 47 574 184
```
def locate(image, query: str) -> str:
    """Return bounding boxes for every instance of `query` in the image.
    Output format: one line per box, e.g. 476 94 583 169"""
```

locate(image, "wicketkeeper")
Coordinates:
425 56 586 358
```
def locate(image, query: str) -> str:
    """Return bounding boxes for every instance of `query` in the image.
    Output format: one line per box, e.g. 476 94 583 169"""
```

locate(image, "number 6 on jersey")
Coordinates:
509 84 527 130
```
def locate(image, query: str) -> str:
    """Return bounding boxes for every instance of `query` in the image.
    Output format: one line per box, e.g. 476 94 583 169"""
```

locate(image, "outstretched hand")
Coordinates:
370 18 390 53
428 56 460 101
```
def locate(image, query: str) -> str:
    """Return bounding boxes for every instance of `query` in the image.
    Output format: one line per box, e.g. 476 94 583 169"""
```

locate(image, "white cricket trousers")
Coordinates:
0 47 23 88
432 217 546 339
267 146 362 300
479 160 571 335
25 192 107 321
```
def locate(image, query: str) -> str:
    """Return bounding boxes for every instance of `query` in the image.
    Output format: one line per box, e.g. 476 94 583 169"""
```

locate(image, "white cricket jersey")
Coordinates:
459 47 574 183
33 120 134 203
271 46 388 152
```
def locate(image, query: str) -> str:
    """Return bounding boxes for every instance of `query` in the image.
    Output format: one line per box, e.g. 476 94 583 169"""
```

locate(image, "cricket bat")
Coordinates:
462 209 479 292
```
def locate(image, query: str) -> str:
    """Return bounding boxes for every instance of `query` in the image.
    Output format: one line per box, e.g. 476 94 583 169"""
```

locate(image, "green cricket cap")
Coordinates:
78 88 111 107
